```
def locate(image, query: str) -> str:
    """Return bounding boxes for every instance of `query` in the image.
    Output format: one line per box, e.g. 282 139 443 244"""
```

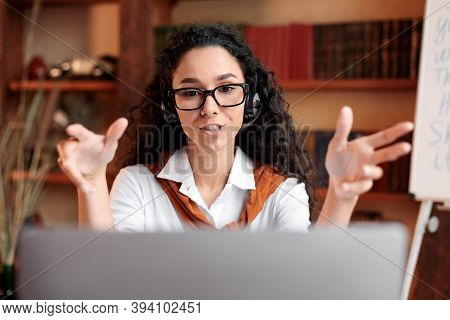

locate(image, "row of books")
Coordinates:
313 19 423 79
155 19 422 81
307 130 412 193
245 24 313 80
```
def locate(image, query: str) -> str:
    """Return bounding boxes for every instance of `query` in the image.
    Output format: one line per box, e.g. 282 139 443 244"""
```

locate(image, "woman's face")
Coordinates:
172 46 246 152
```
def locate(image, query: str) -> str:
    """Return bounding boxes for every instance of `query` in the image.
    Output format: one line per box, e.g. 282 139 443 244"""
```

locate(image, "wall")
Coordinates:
23 3 119 65
173 0 424 24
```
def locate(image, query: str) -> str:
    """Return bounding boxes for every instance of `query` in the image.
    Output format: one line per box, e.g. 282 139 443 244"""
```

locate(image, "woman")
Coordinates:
56 23 413 232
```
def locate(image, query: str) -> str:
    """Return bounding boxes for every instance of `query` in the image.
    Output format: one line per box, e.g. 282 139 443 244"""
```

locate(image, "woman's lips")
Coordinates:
198 125 225 136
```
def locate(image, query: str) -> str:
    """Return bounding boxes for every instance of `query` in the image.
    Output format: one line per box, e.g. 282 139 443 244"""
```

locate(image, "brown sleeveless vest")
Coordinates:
145 150 287 230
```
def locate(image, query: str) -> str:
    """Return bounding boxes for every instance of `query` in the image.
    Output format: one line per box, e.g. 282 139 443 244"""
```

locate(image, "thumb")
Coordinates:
332 106 353 146
103 117 128 152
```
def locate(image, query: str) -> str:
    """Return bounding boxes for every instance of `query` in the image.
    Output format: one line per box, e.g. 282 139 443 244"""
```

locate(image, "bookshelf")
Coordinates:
10 170 71 184
1 2 420 212
280 79 417 91
316 188 413 202
9 169 415 203
10 0 116 5
8 79 417 93
9 80 118 91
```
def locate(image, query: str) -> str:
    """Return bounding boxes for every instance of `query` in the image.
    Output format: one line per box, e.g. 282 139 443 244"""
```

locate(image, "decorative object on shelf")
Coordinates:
48 57 95 79
67 58 95 78
27 55 46 80
47 61 64 79
46 55 118 80
92 55 118 80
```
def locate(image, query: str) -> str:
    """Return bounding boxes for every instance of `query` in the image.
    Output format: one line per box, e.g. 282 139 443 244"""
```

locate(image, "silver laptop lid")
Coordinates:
15 223 408 299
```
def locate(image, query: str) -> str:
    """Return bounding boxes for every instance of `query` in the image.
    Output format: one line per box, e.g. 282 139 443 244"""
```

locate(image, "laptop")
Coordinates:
15 223 408 299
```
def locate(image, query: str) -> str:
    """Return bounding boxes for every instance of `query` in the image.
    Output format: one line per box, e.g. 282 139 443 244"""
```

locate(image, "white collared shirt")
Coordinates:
110 146 311 232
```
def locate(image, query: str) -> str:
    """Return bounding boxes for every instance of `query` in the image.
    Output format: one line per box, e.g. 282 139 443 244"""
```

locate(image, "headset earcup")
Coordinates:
243 92 261 123
161 102 179 124
253 92 261 111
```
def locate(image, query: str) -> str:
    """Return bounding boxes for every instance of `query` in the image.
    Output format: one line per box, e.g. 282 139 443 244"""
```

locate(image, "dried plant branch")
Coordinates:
0 87 57 265
0 0 49 265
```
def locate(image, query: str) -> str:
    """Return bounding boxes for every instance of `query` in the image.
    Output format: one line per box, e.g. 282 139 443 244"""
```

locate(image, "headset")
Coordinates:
160 72 262 129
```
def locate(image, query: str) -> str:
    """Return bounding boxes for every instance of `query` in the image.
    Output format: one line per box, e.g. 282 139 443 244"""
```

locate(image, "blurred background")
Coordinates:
3 0 450 300
0 0 424 233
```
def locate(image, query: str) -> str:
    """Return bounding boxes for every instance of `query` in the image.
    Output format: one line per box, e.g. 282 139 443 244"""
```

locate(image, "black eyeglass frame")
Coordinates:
168 83 249 111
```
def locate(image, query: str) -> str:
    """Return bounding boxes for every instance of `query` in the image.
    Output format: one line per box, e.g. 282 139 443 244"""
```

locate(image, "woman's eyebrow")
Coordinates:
216 73 237 81
179 73 237 85
179 77 200 84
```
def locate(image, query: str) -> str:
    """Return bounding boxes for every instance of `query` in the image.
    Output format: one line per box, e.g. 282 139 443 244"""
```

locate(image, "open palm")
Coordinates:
56 118 128 193
325 106 414 200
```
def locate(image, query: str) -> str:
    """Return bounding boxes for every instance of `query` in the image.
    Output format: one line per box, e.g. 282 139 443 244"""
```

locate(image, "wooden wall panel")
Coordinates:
118 0 156 115
0 2 23 123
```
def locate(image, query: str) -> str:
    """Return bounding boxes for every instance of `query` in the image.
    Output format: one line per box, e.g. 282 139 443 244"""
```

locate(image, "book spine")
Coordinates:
313 25 322 78
381 20 390 78
363 22 372 78
335 24 344 78
371 21 382 78
389 20 399 78
305 24 314 79
353 22 364 78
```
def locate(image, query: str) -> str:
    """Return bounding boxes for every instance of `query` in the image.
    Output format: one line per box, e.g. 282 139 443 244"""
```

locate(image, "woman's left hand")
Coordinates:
325 106 414 200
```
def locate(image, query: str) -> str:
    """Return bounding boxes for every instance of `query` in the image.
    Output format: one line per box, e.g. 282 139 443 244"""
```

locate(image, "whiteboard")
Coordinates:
409 0 450 201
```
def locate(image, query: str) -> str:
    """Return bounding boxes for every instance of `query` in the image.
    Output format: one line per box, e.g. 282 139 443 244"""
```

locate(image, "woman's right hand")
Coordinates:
56 118 128 193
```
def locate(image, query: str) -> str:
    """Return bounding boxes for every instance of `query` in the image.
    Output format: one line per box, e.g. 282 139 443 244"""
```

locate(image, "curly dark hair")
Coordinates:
113 23 318 220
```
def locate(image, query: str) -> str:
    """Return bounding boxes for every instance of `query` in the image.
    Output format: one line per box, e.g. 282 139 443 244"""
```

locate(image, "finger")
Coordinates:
333 106 353 144
342 179 373 195
56 139 78 160
56 142 65 159
365 121 414 149
57 158 94 193
332 106 353 147
372 142 412 165
360 165 383 180
66 123 93 141
103 118 128 154
106 118 128 141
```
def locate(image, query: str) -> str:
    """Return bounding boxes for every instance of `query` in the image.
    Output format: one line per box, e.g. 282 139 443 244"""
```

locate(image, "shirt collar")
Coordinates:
227 146 256 190
156 145 256 190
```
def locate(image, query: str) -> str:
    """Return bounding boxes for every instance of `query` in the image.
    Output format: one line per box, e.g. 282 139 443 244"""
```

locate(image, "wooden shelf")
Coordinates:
9 79 416 93
316 188 414 202
10 0 116 6
11 171 72 185
281 79 417 91
10 171 416 201
9 80 118 92
10 0 198 6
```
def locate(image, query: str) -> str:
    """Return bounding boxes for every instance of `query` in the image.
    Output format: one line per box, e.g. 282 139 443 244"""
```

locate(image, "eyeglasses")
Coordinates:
169 83 249 111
